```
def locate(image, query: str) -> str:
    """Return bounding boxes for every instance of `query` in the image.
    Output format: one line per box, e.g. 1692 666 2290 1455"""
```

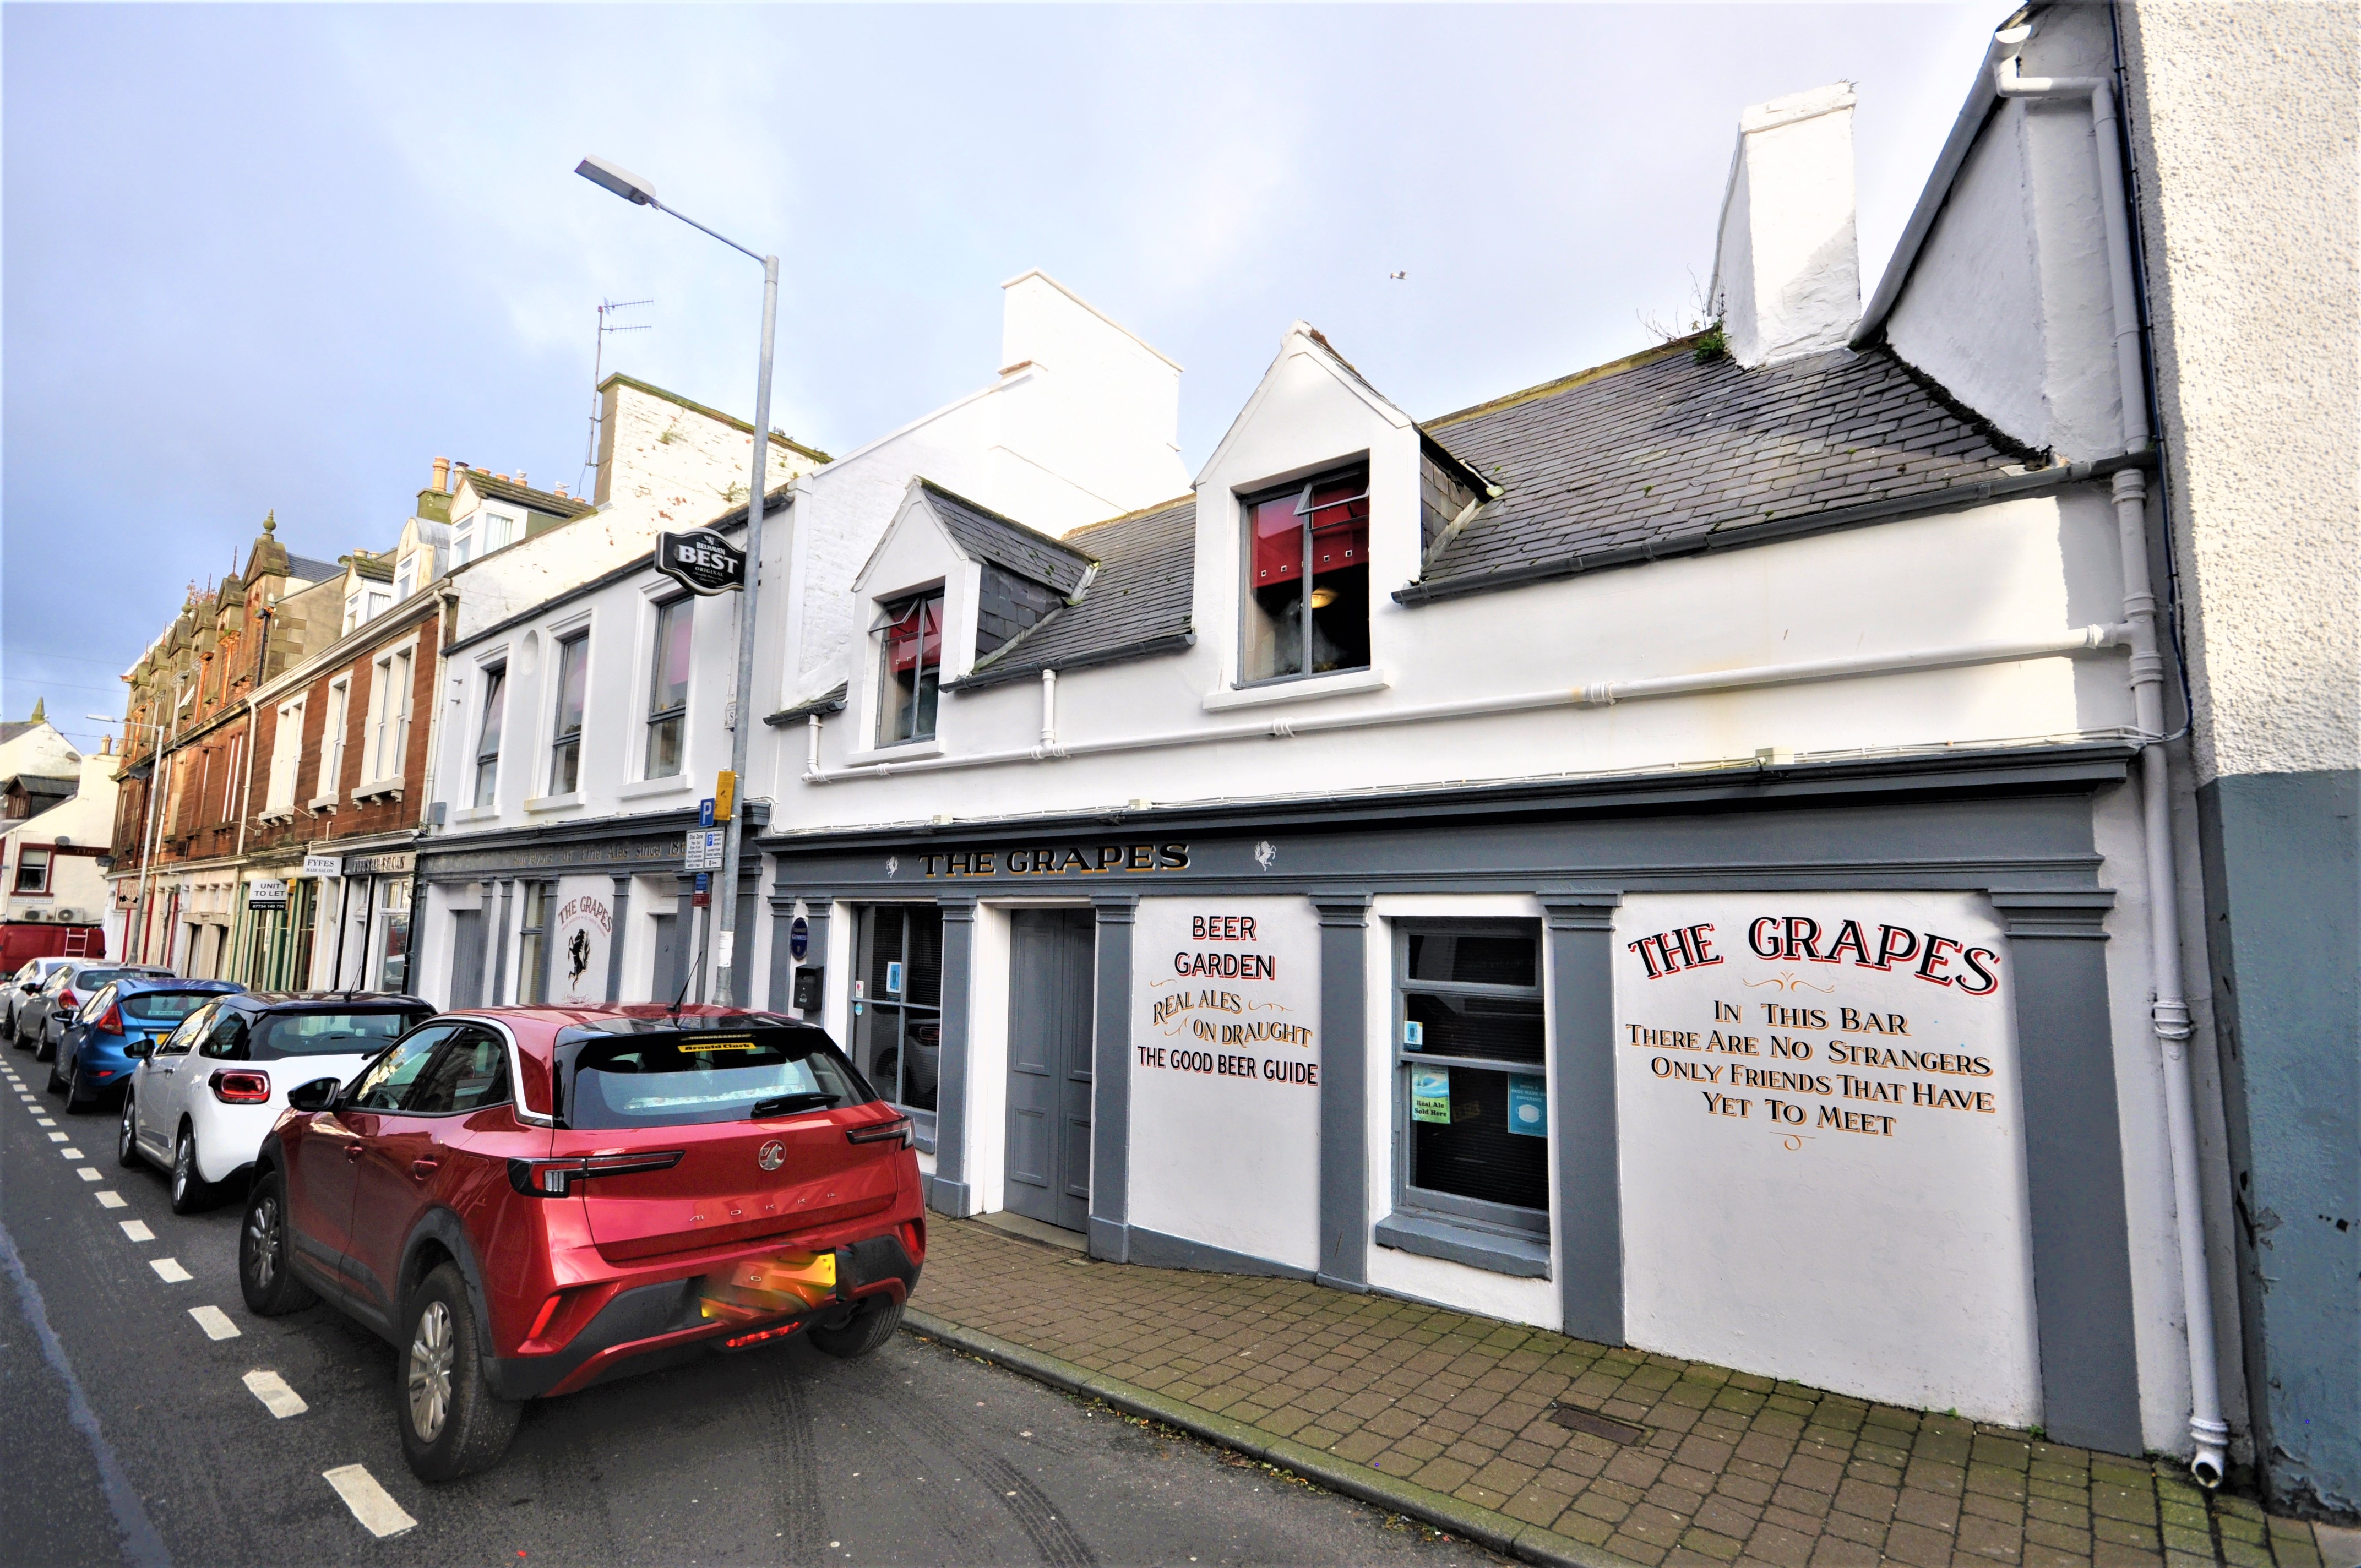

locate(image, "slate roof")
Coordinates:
0 722 38 745
920 481 1095 596
948 496 1196 689
1408 337 2034 599
283 554 342 584
461 470 597 521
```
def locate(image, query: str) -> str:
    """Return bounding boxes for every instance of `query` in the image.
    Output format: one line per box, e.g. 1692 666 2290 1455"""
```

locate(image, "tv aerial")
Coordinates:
580 297 655 497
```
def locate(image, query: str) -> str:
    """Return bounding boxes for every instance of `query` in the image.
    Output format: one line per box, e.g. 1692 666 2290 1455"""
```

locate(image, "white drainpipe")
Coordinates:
801 625 2130 783
1998 25 2227 1488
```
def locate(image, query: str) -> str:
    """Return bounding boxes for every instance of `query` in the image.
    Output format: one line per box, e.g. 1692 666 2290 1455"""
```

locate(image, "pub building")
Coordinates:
749 59 2242 1478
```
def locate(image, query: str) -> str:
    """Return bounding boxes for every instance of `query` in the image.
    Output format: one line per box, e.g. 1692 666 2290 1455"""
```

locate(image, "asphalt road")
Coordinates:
0 1048 1503 1568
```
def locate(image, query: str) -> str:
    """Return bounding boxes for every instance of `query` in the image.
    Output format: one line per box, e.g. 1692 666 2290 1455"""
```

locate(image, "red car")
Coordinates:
238 1005 924 1480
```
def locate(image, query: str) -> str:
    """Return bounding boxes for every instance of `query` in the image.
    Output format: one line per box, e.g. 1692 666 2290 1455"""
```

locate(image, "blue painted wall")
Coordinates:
2201 769 2359 1516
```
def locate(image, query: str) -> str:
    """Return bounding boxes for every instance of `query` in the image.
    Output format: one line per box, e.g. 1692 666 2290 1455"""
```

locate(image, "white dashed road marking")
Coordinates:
77 1169 100 1182
188 1305 240 1340
323 1466 416 1538
243 1369 308 1418
61 1148 84 1159
95 1190 126 1208
37 1118 56 1128
46 1131 67 1142
119 1221 154 1242
150 1259 192 1283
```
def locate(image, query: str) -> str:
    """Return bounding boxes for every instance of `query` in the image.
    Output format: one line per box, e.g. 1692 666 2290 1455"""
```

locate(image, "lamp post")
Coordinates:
576 155 777 1008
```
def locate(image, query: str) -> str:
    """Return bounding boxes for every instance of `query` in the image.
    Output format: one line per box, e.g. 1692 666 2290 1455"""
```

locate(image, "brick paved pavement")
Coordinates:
913 1220 2342 1568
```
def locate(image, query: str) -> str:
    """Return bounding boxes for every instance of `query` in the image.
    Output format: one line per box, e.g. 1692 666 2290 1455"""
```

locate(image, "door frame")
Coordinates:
965 898 1093 1221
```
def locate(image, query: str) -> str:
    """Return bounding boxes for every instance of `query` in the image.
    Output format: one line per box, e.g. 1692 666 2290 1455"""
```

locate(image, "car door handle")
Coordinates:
410 1158 439 1180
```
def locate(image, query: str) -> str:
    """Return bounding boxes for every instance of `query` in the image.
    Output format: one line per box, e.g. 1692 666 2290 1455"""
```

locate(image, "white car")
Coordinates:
118 992 433 1212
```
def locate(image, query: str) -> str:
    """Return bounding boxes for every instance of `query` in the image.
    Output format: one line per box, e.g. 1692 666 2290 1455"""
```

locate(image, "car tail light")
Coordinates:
846 1115 913 1149
210 1070 271 1105
505 1150 686 1197
94 1004 123 1033
56 989 78 1012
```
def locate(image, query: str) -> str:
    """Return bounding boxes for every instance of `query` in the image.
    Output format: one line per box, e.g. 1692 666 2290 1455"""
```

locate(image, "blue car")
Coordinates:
52 978 244 1112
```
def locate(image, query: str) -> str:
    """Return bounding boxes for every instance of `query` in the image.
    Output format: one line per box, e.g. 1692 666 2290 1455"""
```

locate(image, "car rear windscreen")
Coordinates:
252 1011 425 1060
121 993 216 1024
72 970 134 992
564 1028 872 1129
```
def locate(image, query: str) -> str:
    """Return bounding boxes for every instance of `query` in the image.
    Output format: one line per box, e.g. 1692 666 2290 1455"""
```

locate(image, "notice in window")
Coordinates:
1129 897 1321 1270
1614 892 2038 1428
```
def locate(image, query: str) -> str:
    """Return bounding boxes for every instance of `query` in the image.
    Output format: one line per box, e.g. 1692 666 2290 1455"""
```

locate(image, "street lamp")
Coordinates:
577 155 779 1009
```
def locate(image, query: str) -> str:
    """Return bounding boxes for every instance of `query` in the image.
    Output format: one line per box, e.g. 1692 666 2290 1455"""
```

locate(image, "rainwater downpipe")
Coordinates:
1998 25 2227 1488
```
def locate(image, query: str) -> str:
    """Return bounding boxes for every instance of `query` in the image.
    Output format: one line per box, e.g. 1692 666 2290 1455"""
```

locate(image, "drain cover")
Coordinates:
1549 1405 1646 1445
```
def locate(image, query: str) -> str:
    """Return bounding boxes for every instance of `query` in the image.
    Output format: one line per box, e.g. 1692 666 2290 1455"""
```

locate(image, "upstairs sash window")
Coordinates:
876 592 943 746
1242 466 1371 682
645 598 692 778
548 631 589 794
472 666 506 808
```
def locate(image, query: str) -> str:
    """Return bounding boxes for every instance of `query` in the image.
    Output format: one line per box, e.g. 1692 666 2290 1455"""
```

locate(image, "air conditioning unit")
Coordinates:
17 908 50 923
52 908 83 924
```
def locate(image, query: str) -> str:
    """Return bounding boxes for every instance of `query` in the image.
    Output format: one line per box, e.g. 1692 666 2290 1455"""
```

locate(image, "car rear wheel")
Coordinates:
44 1049 68 1094
64 1060 100 1113
807 1293 905 1359
117 1092 144 1167
170 1125 215 1214
398 1264 519 1482
238 1170 317 1316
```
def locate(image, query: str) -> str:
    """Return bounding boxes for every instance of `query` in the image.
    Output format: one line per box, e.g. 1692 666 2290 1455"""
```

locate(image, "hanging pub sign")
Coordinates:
656 529 746 596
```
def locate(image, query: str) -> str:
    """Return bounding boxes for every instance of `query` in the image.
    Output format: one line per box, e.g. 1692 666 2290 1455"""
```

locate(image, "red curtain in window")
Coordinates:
883 597 943 673
1252 476 1369 586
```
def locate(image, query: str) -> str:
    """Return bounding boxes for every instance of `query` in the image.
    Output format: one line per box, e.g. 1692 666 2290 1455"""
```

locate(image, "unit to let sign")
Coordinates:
247 879 289 909
683 829 726 870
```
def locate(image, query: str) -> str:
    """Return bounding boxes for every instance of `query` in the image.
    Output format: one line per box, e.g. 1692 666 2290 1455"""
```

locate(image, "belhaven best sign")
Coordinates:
655 529 747 596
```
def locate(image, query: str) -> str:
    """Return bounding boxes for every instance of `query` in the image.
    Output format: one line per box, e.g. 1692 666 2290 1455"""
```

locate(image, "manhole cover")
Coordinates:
1549 1404 1646 1445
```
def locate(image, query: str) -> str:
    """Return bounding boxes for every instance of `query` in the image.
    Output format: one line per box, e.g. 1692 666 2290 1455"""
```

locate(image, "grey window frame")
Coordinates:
849 902 942 1140
1381 918 1552 1275
548 631 589 794
516 881 556 1005
472 664 506 808
644 596 692 779
1236 462 1372 688
874 589 944 747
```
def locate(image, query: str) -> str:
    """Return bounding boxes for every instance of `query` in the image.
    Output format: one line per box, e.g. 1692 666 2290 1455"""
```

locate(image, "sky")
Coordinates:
3 2 2002 756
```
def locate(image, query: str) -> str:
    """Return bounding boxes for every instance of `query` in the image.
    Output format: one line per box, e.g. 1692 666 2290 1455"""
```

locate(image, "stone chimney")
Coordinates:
1710 82 1861 368
432 456 450 493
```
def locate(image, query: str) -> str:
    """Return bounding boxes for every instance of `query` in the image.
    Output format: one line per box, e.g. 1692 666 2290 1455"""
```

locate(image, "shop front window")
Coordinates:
850 904 941 1112
1394 922 1549 1238
1241 465 1371 683
517 881 553 1004
374 880 412 994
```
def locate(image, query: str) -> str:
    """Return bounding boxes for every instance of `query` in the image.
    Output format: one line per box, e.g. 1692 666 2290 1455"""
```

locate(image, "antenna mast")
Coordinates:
580 297 654 499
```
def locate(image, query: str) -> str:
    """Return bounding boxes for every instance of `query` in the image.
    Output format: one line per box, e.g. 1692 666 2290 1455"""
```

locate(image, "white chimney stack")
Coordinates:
1710 81 1862 368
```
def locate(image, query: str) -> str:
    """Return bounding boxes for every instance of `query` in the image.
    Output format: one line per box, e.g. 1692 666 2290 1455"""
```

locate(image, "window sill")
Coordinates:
354 777 406 804
448 804 499 825
618 775 693 801
903 1107 938 1156
306 795 341 816
1203 666 1390 712
524 792 585 814
1374 1208 1550 1279
255 808 297 826
845 738 944 767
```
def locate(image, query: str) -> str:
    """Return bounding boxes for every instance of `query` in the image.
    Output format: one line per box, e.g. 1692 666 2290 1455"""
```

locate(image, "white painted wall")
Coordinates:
1886 7 2125 460
1711 84 1862 368
2 750 119 925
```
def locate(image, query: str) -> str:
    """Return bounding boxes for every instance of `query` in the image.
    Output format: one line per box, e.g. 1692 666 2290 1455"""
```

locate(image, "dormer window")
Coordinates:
450 505 519 568
342 586 391 635
394 556 417 600
875 591 944 746
1241 465 1371 683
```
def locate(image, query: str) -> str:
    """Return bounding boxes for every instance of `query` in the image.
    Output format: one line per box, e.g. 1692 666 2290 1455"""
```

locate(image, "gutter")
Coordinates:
1395 452 2156 606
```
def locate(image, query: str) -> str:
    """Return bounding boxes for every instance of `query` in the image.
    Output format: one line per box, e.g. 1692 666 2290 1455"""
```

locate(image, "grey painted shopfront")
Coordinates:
761 742 2153 1455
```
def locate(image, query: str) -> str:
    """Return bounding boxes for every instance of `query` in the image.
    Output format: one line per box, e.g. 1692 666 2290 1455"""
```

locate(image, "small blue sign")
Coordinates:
1402 1019 1424 1048
1508 1074 1547 1137
693 872 711 893
698 797 716 829
790 916 810 960
885 961 904 996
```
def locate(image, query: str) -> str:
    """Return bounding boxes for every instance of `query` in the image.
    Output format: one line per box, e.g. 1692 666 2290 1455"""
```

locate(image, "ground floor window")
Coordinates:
374 879 412 994
1395 922 1549 1226
516 881 553 1004
851 903 940 1112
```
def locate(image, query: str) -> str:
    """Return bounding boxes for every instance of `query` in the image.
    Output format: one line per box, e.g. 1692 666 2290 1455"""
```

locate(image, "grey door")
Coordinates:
448 909 486 1008
1004 910 1095 1232
651 913 681 1004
